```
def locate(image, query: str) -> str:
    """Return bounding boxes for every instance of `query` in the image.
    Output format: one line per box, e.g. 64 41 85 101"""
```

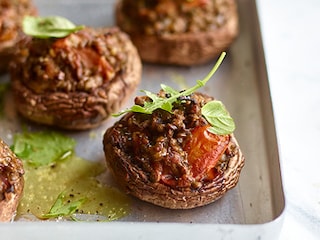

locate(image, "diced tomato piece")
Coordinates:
184 126 230 179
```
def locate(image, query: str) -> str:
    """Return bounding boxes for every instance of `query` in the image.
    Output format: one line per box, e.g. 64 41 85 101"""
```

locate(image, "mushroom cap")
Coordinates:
0 138 24 222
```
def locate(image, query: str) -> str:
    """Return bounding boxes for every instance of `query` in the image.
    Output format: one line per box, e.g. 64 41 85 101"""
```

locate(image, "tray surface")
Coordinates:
0 0 285 239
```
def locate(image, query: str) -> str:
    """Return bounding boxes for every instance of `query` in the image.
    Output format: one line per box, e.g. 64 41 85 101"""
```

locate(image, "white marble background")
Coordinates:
256 0 320 239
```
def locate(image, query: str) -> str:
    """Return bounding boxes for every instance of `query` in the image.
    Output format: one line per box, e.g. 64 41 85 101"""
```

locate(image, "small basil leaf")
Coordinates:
23 16 84 39
12 131 76 167
201 100 235 135
42 192 86 219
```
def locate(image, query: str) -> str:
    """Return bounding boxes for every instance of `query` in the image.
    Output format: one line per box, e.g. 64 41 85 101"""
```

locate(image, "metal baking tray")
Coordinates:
0 0 285 239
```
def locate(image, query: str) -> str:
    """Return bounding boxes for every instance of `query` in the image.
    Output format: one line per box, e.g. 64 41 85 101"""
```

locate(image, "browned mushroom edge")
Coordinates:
0 138 24 222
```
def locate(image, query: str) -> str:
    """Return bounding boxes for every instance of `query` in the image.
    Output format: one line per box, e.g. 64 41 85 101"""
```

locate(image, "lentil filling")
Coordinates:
107 92 235 190
15 27 129 94
120 0 230 35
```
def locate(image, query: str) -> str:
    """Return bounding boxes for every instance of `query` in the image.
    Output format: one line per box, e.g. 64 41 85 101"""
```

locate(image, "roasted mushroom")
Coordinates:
0 138 24 222
115 0 239 66
0 0 37 74
10 25 142 130
103 89 244 209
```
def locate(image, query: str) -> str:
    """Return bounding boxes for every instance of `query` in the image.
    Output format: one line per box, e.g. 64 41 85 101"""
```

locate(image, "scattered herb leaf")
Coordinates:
42 192 86 219
23 15 84 39
201 100 235 135
12 131 76 167
113 52 226 117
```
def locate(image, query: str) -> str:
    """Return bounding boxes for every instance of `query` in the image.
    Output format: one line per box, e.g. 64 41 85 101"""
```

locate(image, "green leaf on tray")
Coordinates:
42 192 86 219
23 15 84 38
12 131 76 167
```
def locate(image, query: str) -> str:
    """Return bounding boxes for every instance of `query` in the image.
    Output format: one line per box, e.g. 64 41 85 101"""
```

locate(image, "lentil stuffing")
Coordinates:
120 0 229 35
14 27 129 94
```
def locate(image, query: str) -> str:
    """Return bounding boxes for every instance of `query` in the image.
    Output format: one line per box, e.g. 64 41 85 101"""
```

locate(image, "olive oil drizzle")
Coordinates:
13 131 131 221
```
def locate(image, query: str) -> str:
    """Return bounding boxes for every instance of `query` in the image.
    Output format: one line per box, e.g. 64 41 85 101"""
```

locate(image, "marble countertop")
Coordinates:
256 0 320 239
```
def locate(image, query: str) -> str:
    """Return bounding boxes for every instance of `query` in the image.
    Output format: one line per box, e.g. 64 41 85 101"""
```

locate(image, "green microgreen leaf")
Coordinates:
130 105 149 113
142 90 162 103
160 84 179 95
23 15 84 39
42 192 86 219
12 131 76 167
113 52 226 117
201 100 235 135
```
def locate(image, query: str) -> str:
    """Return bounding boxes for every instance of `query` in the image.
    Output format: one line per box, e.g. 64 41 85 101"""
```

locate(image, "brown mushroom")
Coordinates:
115 0 239 66
0 138 24 222
103 92 244 209
10 27 142 130
0 0 37 74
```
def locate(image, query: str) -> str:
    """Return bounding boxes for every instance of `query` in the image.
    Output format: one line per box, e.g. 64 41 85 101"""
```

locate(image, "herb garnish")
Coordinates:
22 16 84 39
12 131 75 167
201 100 235 135
42 192 86 219
114 52 235 135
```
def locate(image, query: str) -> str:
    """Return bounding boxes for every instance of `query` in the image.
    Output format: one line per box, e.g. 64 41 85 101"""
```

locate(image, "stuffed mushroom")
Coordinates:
115 0 239 66
10 17 142 130
0 138 24 222
103 60 244 209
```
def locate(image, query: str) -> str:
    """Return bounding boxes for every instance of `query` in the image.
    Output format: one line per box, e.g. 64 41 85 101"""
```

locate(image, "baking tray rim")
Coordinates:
0 212 285 239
